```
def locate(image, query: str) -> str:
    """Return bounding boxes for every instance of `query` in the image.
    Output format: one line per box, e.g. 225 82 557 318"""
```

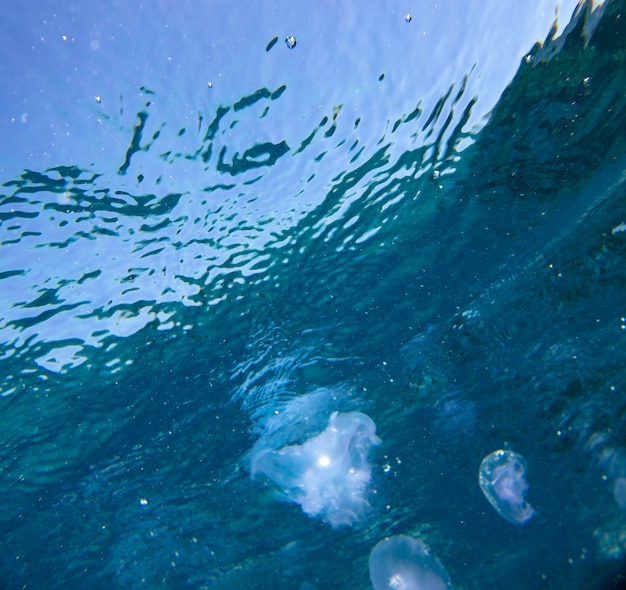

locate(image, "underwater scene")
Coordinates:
1 0 626 588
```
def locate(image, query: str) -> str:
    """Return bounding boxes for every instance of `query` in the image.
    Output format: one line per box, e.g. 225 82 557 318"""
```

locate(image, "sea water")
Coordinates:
1 0 626 588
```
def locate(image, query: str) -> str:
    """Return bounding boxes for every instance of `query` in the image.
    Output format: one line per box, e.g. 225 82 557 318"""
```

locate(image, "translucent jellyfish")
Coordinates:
614 477 626 510
369 535 453 590
250 411 381 528
478 449 536 524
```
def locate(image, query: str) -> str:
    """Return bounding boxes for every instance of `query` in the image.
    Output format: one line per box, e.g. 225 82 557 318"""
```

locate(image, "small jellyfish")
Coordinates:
369 535 453 590
614 477 626 510
479 450 536 524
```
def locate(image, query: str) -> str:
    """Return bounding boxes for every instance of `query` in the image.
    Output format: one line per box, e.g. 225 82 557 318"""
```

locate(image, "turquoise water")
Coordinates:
1 1 626 588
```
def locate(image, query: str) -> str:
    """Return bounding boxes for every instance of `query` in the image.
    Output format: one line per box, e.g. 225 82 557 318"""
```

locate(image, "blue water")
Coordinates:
1 0 626 588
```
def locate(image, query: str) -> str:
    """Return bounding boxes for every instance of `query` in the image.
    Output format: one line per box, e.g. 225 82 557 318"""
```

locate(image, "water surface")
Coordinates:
1 1 626 588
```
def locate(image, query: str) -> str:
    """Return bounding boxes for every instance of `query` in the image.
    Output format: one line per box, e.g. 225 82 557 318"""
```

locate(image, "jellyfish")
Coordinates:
250 411 381 528
478 449 536 524
369 535 453 590
614 477 626 510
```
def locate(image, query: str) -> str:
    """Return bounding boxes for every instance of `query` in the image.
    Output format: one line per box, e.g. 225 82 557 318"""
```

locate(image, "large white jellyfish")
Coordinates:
250 411 381 528
368 535 454 590
478 449 536 524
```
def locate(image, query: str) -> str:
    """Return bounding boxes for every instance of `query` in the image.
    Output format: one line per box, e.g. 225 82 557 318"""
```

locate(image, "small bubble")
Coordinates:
285 35 297 49
583 76 591 86
525 54 533 64
207 81 213 88
405 14 412 23
432 170 441 180
140 498 148 506
95 96 102 104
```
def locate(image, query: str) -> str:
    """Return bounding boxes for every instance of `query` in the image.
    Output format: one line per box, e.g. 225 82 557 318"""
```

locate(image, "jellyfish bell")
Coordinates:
613 477 626 510
369 535 453 590
250 411 381 528
478 449 536 524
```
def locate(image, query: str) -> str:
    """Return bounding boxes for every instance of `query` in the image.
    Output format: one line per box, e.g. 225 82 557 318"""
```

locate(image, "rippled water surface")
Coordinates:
1 0 626 588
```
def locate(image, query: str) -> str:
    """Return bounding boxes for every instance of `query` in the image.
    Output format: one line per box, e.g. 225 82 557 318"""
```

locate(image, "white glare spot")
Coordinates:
317 454 331 467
